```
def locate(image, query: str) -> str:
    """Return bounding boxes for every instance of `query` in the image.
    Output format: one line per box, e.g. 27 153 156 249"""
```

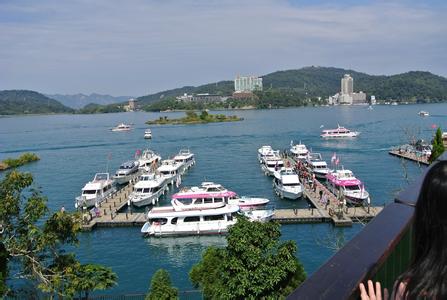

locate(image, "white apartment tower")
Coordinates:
341 74 353 95
234 75 263 92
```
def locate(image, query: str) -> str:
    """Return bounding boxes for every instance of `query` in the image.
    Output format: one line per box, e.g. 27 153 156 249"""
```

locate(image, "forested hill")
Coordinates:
0 90 74 115
137 67 447 106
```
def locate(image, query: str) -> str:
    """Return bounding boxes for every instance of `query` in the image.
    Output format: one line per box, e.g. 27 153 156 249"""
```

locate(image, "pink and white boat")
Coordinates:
171 182 269 211
326 169 369 205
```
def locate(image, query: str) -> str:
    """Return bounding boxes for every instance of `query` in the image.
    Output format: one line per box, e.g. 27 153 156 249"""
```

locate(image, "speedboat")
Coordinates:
173 149 195 174
241 209 275 223
258 145 273 163
321 125 359 138
129 173 168 207
326 169 369 205
75 173 115 208
157 159 184 186
111 123 132 132
418 111 429 117
306 153 331 179
140 204 239 237
172 182 269 211
290 142 309 160
113 160 139 185
261 150 284 176
273 168 303 199
137 149 161 171
144 129 152 139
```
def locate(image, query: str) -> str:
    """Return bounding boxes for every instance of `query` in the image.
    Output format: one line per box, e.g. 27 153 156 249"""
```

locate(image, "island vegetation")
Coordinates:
0 171 117 298
146 111 243 125
0 152 40 171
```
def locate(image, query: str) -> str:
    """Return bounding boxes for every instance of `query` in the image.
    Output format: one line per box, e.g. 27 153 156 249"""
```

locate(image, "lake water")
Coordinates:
1 104 444 295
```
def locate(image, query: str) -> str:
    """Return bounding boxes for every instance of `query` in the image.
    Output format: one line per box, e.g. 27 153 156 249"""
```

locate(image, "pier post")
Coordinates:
126 212 128 219
311 208 314 215
103 209 106 215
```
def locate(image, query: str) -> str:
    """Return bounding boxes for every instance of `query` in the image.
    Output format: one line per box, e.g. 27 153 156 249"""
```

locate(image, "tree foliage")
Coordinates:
146 269 178 300
0 171 117 298
190 217 306 299
430 127 445 163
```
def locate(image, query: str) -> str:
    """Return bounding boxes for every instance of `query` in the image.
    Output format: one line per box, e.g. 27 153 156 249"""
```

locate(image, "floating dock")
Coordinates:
389 149 429 165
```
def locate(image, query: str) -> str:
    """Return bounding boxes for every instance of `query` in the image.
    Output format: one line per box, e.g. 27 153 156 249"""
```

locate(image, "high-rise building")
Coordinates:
341 74 353 95
234 75 263 92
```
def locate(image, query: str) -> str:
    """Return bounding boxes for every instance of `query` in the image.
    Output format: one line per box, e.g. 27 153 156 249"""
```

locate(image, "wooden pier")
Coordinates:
389 149 429 165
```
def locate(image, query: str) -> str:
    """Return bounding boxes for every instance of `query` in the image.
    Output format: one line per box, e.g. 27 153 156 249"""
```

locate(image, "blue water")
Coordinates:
1 104 445 295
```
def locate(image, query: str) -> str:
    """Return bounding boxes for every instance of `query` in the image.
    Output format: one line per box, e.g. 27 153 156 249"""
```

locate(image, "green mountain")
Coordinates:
0 90 74 115
138 67 447 109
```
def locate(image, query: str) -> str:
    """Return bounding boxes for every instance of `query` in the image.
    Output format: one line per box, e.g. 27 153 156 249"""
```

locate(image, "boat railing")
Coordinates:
287 152 445 299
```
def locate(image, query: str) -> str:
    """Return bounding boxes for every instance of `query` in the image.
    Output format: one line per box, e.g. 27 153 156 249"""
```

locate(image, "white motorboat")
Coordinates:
75 173 115 208
157 159 184 186
129 173 168 207
273 168 303 199
290 142 309 160
418 111 429 117
137 149 161 171
326 169 370 205
261 150 284 176
144 129 152 139
257 145 273 163
306 153 331 179
113 160 140 185
321 125 359 138
173 149 195 174
241 209 275 223
172 182 269 211
140 204 239 237
111 123 132 132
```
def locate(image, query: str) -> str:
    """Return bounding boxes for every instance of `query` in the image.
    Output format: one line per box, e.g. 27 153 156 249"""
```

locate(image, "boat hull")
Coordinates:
130 186 167 207
141 220 236 237
273 182 303 200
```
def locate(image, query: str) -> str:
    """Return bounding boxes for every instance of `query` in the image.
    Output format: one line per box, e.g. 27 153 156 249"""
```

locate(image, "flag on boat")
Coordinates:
335 158 340 165
331 153 337 163
107 153 112 160
431 124 437 129
135 149 141 158
290 140 294 147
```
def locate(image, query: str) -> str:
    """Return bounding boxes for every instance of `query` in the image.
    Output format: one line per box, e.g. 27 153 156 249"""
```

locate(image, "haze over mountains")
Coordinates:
46 93 133 109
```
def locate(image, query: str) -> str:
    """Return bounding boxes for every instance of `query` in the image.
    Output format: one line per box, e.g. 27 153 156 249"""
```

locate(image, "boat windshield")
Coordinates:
345 185 361 191
83 190 98 195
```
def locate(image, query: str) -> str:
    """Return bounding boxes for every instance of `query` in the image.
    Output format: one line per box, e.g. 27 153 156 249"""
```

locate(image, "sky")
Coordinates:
0 0 446 96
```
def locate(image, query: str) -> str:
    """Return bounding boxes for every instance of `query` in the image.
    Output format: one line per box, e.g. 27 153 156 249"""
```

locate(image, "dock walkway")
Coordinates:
389 149 429 165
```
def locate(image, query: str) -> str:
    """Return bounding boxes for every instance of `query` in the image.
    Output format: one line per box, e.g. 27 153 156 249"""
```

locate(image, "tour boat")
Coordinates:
75 173 115 208
144 129 152 139
326 169 370 205
306 153 331 179
261 150 284 176
290 142 309 160
173 149 195 174
418 111 429 117
137 149 161 171
241 209 275 223
111 123 132 132
273 168 303 199
257 145 273 163
140 204 239 237
129 173 168 207
157 159 184 186
320 125 359 138
172 182 269 211
112 160 140 185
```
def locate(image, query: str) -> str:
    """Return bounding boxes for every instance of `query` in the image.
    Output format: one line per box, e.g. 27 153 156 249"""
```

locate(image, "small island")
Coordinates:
146 110 243 125
0 153 40 171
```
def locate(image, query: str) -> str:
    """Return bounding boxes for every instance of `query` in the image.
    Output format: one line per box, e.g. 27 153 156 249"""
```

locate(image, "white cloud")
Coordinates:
0 0 445 95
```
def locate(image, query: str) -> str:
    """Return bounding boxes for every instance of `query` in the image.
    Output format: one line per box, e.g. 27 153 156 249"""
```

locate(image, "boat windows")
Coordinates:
171 217 178 225
83 190 97 195
204 198 213 204
143 188 150 193
184 216 200 222
214 198 223 203
283 183 299 187
204 214 225 221
150 218 167 225
345 185 361 191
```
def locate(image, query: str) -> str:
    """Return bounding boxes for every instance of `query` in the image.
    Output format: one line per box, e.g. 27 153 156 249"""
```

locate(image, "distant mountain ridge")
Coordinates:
0 90 73 115
47 93 133 109
137 66 447 106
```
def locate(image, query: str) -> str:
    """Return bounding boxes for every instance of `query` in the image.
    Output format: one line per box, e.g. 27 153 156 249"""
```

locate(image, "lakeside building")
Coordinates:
327 74 367 105
176 93 227 102
124 98 137 111
234 75 263 92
